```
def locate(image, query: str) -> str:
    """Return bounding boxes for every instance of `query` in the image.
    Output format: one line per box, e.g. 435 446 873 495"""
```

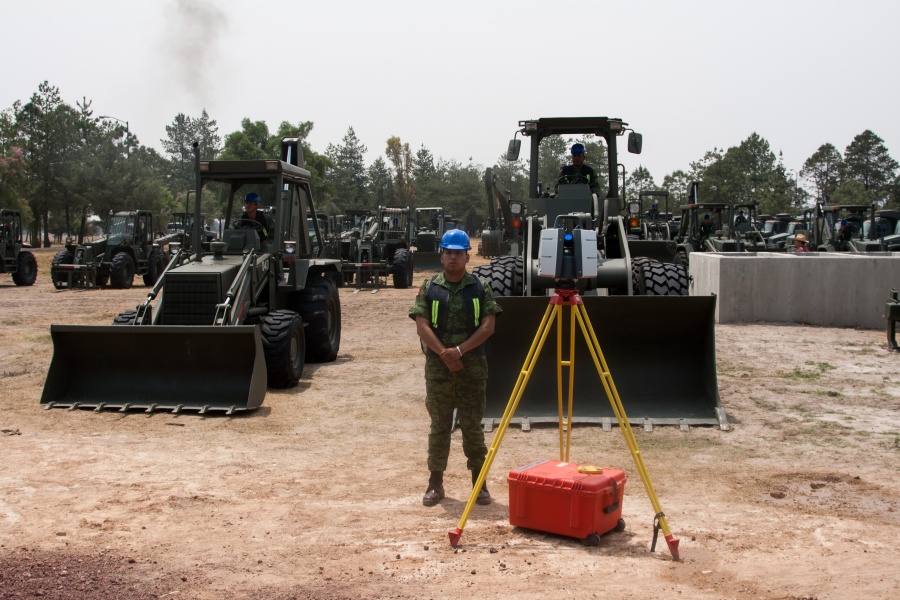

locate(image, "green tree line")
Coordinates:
2 81 898 246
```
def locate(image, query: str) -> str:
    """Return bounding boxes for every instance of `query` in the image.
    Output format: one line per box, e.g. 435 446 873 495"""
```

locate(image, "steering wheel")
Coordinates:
557 174 590 185
231 218 262 231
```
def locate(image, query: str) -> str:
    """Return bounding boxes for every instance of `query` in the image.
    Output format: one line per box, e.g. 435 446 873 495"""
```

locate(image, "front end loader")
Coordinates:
41 139 342 414
50 210 165 289
474 117 725 429
340 205 414 289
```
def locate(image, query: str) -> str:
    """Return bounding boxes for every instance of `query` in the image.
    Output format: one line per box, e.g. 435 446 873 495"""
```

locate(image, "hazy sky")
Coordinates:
5 0 899 184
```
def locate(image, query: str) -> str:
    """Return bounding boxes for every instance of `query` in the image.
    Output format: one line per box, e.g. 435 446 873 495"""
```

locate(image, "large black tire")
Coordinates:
392 248 413 289
638 262 689 296
631 257 656 295
142 250 164 287
109 252 135 289
490 255 523 295
260 309 305 388
512 256 524 295
50 250 74 289
12 251 37 286
472 264 514 296
674 250 688 268
295 277 341 363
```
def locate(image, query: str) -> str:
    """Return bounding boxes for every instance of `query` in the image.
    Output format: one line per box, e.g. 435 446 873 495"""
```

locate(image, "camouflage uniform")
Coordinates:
559 163 601 195
409 272 502 472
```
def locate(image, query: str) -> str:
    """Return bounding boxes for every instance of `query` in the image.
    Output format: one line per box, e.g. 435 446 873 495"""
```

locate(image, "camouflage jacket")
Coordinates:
409 271 502 380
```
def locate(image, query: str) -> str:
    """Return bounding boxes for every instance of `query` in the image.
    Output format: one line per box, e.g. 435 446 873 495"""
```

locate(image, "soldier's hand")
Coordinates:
440 347 462 366
447 358 464 373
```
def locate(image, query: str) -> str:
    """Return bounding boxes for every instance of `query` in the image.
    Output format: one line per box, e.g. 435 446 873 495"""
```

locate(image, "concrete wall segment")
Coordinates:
689 252 900 329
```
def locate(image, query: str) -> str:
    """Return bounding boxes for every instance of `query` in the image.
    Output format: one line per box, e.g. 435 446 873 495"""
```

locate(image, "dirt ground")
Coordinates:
1 247 898 600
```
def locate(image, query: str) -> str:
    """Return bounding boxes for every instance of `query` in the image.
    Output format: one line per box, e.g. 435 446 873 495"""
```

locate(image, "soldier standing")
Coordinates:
409 229 502 507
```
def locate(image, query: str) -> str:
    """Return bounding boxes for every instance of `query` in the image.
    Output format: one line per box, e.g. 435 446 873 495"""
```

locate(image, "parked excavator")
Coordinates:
41 139 342 414
473 117 724 429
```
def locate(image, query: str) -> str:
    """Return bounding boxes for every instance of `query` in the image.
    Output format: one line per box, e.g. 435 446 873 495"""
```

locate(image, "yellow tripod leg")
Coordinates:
565 303 578 461
449 302 559 547
574 302 681 561
556 300 578 462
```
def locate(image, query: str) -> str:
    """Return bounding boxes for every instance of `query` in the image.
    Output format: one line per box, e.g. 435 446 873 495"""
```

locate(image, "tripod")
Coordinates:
448 286 681 560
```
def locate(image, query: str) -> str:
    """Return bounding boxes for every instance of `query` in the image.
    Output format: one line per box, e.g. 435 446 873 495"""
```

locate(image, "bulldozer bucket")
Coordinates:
41 325 267 414
413 251 443 271
485 295 725 429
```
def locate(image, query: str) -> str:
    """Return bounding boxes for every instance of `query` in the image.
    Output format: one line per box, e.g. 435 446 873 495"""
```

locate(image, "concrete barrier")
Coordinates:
690 252 900 329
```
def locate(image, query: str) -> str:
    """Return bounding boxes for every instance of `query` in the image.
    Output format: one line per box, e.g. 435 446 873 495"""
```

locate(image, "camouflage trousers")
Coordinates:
425 375 488 473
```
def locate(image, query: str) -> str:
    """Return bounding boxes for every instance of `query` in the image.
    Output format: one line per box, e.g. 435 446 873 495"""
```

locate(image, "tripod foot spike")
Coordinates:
448 528 463 547
665 534 681 561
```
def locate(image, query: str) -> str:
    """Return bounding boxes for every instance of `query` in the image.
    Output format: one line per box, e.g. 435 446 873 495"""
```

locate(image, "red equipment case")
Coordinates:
508 459 627 545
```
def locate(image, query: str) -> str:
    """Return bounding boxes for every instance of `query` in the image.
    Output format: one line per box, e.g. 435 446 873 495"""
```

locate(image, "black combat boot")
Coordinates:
422 471 445 507
472 469 492 506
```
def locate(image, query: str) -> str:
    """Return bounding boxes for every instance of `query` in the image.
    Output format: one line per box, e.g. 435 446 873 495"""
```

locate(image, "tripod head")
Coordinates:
538 215 599 285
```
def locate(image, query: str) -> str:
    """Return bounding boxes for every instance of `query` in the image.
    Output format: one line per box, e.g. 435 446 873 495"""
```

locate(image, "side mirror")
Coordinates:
627 131 642 154
506 139 521 161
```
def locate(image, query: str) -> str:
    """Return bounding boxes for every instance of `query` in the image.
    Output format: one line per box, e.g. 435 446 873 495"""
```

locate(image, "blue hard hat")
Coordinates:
840 219 847 225
651 203 658 209
440 229 471 250
703 214 711 219
244 192 260 203
571 143 585 155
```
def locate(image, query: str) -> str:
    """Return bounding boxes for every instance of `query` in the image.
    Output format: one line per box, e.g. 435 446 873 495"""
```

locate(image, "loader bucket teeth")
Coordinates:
485 295 725 428
41 325 267 414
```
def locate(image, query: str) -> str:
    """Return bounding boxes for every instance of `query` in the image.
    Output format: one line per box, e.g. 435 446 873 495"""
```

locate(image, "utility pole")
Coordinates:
99 115 130 158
